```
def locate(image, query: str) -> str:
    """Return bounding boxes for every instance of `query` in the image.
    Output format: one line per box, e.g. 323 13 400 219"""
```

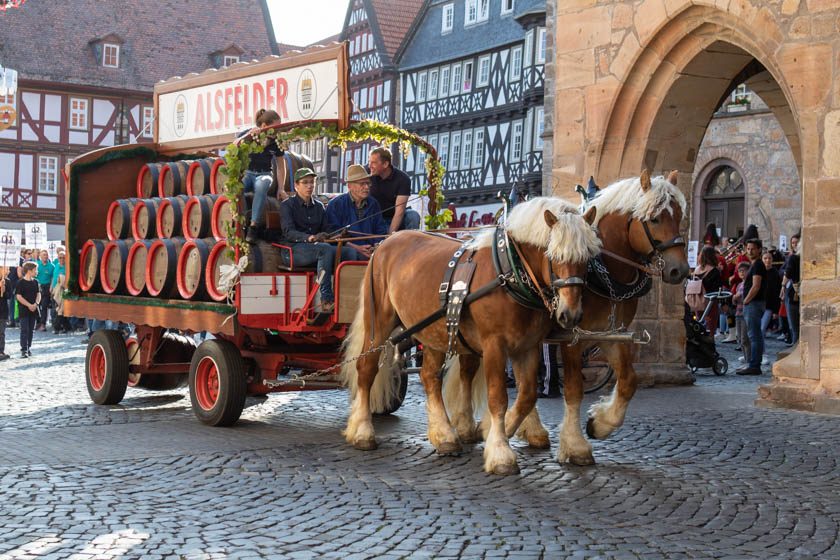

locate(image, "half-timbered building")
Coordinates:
396 0 546 225
336 0 424 183
0 0 276 238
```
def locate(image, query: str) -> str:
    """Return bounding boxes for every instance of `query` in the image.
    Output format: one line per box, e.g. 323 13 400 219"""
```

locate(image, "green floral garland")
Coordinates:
222 119 451 257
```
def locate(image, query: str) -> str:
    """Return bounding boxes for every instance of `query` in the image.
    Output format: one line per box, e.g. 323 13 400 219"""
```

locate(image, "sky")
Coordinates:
268 0 351 46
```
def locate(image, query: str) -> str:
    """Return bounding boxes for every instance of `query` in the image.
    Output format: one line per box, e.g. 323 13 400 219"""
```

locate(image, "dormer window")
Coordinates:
211 44 245 69
103 43 120 68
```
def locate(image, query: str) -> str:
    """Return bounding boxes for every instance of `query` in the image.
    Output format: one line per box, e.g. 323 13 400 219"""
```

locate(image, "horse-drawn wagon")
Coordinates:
67 44 417 426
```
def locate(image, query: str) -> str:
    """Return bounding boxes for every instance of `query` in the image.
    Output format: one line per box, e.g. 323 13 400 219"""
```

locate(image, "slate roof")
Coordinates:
396 0 545 70
0 0 277 92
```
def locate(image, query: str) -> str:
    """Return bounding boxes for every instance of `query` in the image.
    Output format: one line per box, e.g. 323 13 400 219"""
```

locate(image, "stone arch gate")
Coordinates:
547 0 840 411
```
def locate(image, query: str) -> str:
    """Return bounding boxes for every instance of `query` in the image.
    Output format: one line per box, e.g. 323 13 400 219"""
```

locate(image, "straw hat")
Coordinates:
345 164 373 183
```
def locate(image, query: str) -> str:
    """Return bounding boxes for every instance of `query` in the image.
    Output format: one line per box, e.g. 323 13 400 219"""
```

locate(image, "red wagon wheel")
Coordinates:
85 330 129 405
188 339 246 426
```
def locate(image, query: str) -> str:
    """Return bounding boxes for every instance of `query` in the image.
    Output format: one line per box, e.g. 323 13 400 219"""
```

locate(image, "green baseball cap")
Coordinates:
294 167 317 182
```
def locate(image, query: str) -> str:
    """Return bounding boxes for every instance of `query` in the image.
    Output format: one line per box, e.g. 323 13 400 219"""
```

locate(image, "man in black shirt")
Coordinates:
737 239 766 375
15 262 40 358
279 168 354 313
368 147 421 233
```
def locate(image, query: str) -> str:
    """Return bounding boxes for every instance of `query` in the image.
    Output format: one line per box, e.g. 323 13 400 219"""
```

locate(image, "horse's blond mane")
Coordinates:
468 197 601 264
587 175 686 225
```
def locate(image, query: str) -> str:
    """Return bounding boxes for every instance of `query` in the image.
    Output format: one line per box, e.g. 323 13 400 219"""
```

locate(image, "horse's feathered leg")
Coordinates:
557 343 595 465
504 345 541 439
515 406 551 449
419 349 462 455
482 341 520 475
445 354 482 444
587 342 636 440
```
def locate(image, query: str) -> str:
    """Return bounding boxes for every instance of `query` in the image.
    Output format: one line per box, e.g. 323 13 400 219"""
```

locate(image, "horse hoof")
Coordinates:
353 438 378 451
436 441 463 456
586 417 613 440
526 434 551 449
491 463 521 476
557 450 595 466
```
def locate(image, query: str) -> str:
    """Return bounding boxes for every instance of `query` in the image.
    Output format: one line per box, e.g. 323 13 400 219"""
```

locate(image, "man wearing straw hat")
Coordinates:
326 164 388 261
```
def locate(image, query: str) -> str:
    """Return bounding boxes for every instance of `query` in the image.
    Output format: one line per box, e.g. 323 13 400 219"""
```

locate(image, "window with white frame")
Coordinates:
376 83 384 105
731 83 752 103
353 90 361 112
510 46 522 81
501 0 514 15
442 3 454 33
466 0 489 25
450 132 461 171
511 121 523 161
536 28 547 64
477 56 490 87
223 55 239 67
429 135 438 155
69 98 89 130
440 66 450 98
524 31 533 67
142 106 154 138
38 156 59 194
349 41 355 57
355 35 361 53
428 69 439 100
383 80 391 103
451 64 462 96
418 72 428 101
534 108 544 150
473 129 484 167
462 61 473 92
368 87 375 108
416 144 426 173
359 87 367 109
462 131 473 168
439 134 449 168
103 43 120 68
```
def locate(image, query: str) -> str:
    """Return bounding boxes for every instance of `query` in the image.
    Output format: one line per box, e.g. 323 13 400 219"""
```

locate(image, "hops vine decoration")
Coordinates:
223 120 450 258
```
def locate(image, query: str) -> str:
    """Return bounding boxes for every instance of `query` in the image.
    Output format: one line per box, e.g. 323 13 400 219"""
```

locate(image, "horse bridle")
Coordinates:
634 217 686 274
509 236 586 313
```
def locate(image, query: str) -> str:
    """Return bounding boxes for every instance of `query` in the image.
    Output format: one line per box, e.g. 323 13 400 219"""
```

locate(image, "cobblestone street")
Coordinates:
0 331 838 559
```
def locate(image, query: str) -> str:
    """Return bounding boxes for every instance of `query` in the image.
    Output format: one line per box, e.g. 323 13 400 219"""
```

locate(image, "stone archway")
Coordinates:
550 0 840 410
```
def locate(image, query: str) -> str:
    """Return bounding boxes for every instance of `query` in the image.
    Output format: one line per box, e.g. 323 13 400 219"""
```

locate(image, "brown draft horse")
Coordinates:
341 197 601 475
446 170 690 466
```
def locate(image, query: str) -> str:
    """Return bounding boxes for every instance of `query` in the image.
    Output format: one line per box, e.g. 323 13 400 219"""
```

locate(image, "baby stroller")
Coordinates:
684 289 731 375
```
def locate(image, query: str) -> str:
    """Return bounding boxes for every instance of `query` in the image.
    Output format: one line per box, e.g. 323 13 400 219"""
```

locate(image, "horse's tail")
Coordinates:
339 260 402 414
442 357 488 418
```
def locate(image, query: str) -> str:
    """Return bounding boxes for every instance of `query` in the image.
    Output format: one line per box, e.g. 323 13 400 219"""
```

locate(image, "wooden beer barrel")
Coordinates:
79 239 107 292
187 158 214 196
210 195 234 240
205 240 283 302
182 194 219 240
99 239 133 294
106 198 139 240
156 195 189 238
158 161 191 198
125 240 154 296
275 151 315 195
131 198 162 240
210 158 227 195
137 163 163 198
145 238 185 298
176 238 215 300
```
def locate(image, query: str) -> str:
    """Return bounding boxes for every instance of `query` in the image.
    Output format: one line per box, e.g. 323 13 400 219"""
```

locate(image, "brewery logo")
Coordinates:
29 225 41 234
297 69 317 119
173 94 188 138
0 105 16 132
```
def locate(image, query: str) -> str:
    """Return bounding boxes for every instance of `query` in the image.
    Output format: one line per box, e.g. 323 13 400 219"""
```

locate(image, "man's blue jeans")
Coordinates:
243 170 273 226
289 242 355 302
743 300 766 369
402 208 421 230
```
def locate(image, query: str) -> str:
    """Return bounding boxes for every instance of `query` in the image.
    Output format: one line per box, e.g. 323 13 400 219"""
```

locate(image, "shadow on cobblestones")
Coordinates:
0 332 837 558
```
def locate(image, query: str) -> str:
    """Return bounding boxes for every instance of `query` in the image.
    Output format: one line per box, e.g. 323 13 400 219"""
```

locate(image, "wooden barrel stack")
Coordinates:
79 157 290 301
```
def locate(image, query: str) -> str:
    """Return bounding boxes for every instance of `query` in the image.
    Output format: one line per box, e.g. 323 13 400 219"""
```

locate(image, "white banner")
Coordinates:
0 228 22 268
47 240 65 260
25 222 48 250
157 59 340 144
687 240 699 269
779 234 787 252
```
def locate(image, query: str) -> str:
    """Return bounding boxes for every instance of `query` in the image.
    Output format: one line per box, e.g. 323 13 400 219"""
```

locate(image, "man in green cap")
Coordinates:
278 168 355 313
